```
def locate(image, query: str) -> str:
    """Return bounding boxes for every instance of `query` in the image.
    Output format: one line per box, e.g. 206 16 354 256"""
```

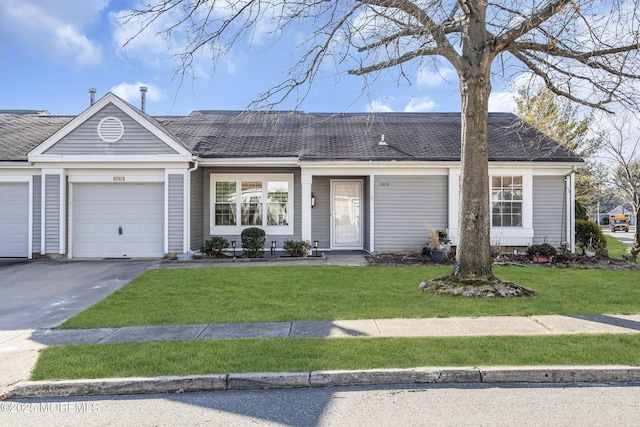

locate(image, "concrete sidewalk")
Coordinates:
27 313 640 345
4 313 640 398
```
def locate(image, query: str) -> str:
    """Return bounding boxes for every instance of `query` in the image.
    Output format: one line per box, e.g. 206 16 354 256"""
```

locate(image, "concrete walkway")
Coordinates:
27 313 640 346
4 313 640 399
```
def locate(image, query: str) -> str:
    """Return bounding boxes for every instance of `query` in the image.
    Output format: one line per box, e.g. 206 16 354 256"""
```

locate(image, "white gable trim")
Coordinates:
28 93 192 159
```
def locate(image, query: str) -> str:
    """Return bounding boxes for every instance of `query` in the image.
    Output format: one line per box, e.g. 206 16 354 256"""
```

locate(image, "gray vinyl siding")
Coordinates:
310 177 331 249
44 174 60 253
44 104 178 155
202 168 302 249
32 175 41 254
374 175 448 252
190 168 204 251
532 176 566 247
168 174 184 253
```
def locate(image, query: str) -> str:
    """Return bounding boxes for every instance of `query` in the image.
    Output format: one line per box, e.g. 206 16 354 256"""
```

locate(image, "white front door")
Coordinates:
331 180 363 249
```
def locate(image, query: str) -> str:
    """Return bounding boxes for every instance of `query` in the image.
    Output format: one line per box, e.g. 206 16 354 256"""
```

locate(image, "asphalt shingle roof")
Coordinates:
0 112 73 161
0 110 582 163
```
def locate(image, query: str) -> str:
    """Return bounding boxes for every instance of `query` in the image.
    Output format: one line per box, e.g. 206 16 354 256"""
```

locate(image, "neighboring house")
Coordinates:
0 92 582 259
605 205 636 226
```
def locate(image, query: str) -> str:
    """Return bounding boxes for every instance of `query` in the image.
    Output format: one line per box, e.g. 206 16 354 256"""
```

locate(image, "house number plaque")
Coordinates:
113 176 126 182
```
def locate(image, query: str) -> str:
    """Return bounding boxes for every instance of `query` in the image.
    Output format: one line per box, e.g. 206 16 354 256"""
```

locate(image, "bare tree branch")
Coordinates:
492 0 575 51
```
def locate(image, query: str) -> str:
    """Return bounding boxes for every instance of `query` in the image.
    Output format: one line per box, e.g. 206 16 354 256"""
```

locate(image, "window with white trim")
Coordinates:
491 176 522 227
210 174 294 234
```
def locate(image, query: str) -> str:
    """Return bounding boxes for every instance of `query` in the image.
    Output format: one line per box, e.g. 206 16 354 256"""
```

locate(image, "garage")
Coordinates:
0 183 29 257
72 183 164 258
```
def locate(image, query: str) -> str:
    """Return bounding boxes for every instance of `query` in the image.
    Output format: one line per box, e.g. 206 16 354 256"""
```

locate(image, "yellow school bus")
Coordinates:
610 214 630 232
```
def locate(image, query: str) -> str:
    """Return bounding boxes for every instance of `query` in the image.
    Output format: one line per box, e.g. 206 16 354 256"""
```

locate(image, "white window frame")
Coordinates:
210 173 294 235
491 175 523 228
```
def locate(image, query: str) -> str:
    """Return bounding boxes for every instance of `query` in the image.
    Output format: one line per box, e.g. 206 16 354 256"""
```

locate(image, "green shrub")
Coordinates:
241 227 265 258
283 240 311 257
575 219 607 254
202 236 229 257
526 243 557 258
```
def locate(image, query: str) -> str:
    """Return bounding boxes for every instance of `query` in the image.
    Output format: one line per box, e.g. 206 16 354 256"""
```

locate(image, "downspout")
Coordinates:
186 159 199 254
564 168 576 253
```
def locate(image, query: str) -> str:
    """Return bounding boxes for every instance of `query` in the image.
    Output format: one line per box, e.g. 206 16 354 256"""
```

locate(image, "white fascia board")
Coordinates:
197 157 299 167
300 160 459 168
489 161 582 172
300 161 457 176
29 154 193 163
0 170 39 179
0 175 32 182
0 162 34 168
34 161 191 170
28 93 192 158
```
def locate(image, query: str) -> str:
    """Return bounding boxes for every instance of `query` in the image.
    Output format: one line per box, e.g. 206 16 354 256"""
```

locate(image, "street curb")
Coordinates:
6 366 640 399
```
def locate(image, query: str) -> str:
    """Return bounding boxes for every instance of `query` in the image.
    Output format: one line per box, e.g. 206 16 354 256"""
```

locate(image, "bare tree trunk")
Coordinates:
454 69 494 279
634 204 640 249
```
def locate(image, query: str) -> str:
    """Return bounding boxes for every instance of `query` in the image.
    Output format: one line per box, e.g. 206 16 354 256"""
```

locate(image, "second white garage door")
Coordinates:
72 184 164 258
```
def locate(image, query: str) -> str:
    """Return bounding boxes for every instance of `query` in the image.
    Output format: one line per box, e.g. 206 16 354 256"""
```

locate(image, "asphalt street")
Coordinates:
2 383 640 426
602 226 636 247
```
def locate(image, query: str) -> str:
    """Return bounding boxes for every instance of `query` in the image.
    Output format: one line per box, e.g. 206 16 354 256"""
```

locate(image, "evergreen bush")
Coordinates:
283 240 311 257
241 227 265 258
202 236 229 257
575 219 607 254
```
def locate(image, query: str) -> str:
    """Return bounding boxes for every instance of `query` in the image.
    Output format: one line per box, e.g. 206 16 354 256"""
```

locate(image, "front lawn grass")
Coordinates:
605 234 636 261
61 265 640 329
32 334 640 380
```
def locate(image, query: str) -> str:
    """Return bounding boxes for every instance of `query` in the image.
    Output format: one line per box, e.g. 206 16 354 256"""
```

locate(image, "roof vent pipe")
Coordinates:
379 134 387 145
89 88 96 106
140 86 148 112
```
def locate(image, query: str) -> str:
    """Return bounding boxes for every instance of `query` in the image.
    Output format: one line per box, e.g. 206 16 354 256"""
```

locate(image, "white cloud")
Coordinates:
488 92 517 113
111 82 166 106
366 99 394 112
0 0 106 67
111 9 173 67
416 66 457 88
404 97 436 112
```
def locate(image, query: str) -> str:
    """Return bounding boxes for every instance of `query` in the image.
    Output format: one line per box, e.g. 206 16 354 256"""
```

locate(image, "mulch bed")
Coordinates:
366 252 640 270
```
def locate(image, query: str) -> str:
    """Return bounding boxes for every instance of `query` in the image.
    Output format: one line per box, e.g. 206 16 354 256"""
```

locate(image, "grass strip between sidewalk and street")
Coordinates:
32 334 640 380
61 266 640 328
605 235 636 261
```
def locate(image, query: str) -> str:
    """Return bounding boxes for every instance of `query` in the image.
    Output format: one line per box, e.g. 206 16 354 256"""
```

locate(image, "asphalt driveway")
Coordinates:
0 259 158 330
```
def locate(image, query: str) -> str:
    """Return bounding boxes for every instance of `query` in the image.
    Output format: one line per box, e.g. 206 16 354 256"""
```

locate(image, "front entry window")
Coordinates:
267 181 289 226
210 174 294 234
214 182 236 226
241 181 263 225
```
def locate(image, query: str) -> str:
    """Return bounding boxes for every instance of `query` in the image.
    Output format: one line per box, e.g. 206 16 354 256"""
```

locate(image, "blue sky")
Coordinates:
0 0 517 116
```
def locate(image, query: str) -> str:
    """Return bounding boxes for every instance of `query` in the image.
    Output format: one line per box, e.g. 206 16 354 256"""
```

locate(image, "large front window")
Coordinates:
211 174 294 234
492 176 522 227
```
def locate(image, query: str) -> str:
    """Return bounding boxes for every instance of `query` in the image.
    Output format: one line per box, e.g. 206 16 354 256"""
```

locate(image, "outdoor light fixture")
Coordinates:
271 241 276 257
313 240 319 257
311 193 316 208
231 240 236 258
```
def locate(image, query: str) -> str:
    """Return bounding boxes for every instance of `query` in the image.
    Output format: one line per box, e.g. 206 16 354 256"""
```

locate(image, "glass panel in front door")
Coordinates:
333 181 362 248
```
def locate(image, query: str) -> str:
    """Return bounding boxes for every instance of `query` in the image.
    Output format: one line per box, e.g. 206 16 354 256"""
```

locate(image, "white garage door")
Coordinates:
0 183 29 257
72 184 164 258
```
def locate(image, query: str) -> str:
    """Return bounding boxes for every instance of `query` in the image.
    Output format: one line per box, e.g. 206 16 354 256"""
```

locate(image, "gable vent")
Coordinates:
97 116 124 143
